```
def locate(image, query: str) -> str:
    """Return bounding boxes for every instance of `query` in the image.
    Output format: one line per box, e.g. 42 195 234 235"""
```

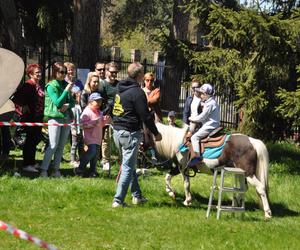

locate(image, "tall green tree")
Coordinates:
182 2 300 139
0 0 24 55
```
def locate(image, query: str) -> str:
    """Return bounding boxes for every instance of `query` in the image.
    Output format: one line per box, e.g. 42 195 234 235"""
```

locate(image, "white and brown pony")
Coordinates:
153 122 272 219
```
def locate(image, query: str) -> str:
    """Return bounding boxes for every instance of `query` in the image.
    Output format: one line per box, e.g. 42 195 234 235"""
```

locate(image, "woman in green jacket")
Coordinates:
40 62 75 177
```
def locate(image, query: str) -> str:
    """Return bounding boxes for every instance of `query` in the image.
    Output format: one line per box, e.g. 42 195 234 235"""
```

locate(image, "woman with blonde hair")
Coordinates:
143 72 162 121
141 72 162 164
81 74 100 109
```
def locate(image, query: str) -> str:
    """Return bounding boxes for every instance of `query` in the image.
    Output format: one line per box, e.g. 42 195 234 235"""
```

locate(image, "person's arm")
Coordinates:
80 92 88 109
11 83 31 106
135 90 160 137
46 84 69 109
182 97 190 125
80 113 101 129
147 88 160 105
189 103 214 123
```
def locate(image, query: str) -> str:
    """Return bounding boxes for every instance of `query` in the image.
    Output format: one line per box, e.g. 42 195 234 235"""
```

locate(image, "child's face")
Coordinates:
200 92 209 101
90 100 102 109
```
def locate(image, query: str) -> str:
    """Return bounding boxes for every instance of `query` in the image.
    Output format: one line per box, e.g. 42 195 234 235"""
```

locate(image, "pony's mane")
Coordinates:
154 122 188 159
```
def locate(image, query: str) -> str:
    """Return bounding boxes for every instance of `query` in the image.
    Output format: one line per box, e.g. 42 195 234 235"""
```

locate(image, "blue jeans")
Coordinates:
78 144 99 173
41 118 71 171
113 129 142 204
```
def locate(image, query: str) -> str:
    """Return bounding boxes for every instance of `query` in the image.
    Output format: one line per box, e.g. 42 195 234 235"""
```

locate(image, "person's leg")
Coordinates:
77 144 97 173
101 126 110 169
40 119 62 173
1 126 11 155
70 132 77 162
23 126 37 166
89 144 99 174
113 130 141 204
52 124 71 172
191 128 211 156
77 132 84 159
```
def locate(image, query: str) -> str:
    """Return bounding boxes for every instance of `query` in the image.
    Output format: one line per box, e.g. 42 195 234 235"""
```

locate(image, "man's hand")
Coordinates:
154 132 162 141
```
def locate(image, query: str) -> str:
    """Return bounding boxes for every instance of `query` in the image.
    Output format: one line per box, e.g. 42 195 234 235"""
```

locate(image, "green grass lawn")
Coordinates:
0 141 299 249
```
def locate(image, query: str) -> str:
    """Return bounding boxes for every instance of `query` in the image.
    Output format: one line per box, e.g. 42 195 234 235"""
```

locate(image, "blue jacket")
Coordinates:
182 95 202 125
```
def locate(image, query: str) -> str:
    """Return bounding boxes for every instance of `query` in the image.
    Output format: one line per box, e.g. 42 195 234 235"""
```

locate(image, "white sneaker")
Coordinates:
136 168 142 175
103 162 110 171
70 161 80 168
132 196 148 205
112 201 126 208
23 165 39 173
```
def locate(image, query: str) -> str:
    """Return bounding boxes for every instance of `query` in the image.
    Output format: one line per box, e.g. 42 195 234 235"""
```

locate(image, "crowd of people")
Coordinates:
1 58 220 207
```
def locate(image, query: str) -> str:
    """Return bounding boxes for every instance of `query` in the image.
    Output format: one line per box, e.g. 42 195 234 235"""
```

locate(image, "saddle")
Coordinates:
200 127 226 154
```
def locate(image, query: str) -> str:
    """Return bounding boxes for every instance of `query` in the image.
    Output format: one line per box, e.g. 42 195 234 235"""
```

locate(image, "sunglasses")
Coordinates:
96 68 105 71
145 79 154 82
59 70 67 74
109 71 118 74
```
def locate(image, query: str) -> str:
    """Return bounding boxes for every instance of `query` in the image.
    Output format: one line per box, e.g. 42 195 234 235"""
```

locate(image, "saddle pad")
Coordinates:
203 134 230 159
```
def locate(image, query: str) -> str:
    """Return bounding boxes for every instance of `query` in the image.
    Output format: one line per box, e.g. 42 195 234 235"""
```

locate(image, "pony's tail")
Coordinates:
249 137 269 192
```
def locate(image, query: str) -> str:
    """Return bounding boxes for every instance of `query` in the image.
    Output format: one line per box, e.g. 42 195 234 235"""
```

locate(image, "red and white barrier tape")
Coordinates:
0 121 79 127
0 220 59 250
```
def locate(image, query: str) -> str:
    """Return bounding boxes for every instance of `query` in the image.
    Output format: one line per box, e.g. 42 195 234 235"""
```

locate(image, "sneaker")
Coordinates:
74 167 83 176
23 165 39 173
188 156 203 167
89 172 99 178
70 161 80 168
33 163 41 170
151 156 158 165
50 170 62 178
39 170 48 177
103 162 110 171
112 201 126 208
132 196 148 205
136 168 142 175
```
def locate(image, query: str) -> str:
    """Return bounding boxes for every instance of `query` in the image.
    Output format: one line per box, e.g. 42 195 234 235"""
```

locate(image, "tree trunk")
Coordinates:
161 0 190 112
72 0 102 69
0 0 24 56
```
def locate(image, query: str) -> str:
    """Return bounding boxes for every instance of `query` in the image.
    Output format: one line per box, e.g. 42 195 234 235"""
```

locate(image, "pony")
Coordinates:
153 122 272 219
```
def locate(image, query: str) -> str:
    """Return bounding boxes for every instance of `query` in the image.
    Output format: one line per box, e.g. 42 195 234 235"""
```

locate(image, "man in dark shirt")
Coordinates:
112 62 162 207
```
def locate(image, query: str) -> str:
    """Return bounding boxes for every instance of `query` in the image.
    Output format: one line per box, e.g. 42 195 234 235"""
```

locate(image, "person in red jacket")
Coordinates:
11 64 44 173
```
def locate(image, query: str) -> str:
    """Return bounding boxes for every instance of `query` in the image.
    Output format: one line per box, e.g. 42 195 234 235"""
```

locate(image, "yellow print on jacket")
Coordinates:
112 94 124 116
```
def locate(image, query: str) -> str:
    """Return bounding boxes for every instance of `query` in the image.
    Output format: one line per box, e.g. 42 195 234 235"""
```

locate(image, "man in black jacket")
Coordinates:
112 62 162 208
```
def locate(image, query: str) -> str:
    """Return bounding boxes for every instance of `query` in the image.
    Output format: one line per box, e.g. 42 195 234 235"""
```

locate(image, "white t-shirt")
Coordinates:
190 95 201 117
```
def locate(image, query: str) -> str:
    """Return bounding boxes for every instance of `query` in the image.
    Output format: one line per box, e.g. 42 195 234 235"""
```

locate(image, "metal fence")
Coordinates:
21 47 299 139
22 48 239 128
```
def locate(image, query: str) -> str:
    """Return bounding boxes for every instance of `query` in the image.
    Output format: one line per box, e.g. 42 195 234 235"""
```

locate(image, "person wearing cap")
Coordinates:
188 83 220 166
74 92 110 177
167 111 179 127
183 79 202 132
111 62 162 208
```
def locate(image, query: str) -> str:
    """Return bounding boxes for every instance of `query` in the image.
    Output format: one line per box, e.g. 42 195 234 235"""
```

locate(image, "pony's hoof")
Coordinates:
168 191 176 199
183 200 192 206
264 210 272 220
